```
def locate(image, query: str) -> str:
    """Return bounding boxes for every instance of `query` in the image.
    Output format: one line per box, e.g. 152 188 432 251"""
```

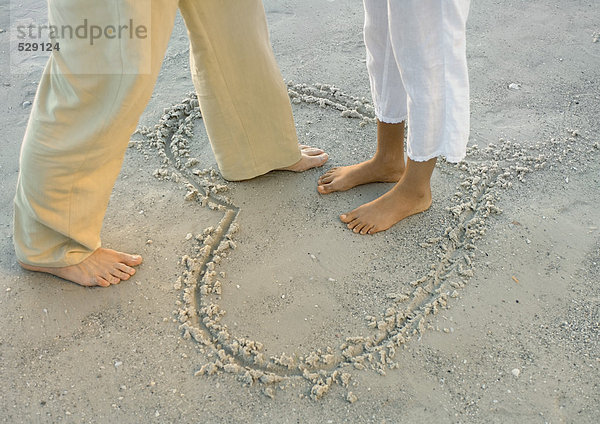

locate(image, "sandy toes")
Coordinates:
19 248 143 287
340 180 432 235
278 144 329 172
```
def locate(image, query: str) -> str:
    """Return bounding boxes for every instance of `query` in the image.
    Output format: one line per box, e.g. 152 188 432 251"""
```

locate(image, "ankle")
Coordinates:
371 155 405 172
410 186 432 200
397 179 431 197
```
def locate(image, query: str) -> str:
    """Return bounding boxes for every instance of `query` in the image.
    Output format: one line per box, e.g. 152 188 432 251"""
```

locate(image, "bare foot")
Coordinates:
317 158 404 194
340 180 432 235
19 248 143 287
278 145 329 172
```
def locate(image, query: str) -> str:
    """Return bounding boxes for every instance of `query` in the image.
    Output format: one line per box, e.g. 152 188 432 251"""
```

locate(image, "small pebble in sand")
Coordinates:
508 83 521 90
22 101 32 108
346 392 358 403
511 368 520 377
185 233 193 241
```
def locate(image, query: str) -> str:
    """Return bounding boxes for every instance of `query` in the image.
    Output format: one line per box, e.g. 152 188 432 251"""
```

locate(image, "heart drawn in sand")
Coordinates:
137 82 551 401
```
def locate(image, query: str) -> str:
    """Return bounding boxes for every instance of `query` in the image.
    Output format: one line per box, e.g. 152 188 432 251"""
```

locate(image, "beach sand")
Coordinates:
0 0 599 422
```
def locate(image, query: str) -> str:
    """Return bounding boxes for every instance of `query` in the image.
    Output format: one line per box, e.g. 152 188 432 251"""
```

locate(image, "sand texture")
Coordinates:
0 0 599 422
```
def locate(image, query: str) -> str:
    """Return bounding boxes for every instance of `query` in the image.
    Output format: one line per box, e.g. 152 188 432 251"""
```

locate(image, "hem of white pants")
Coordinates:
408 150 466 164
375 111 408 124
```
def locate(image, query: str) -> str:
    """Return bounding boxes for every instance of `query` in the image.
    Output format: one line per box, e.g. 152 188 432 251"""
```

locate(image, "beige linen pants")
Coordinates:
14 0 301 267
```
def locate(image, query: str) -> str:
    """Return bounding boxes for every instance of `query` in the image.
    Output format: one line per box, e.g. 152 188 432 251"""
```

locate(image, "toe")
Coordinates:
306 154 328 170
311 148 326 156
111 268 131 281
95 276 111 287
369 225 381 234
105 274 120 285
317 183 334 194
319 168 337 181
319 174 335 184
303 147 325 156
367 226 379 235
116 263 136 276
340 212 356 223
316 153 329 166
120 253 142 266
360 225 373 235
353 223 364 233
346 218 360 230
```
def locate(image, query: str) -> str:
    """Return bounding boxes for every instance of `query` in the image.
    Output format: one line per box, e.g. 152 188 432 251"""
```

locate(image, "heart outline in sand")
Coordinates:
137 82 556 400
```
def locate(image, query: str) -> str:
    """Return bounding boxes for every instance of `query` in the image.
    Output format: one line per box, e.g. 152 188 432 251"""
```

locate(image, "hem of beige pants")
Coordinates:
15 245 97 269
219 150 302 181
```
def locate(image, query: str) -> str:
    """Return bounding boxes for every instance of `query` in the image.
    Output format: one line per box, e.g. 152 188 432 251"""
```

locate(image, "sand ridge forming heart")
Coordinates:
133 82 597 402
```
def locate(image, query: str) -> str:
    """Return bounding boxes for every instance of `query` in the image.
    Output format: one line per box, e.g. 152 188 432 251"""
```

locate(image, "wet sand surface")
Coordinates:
0 0 599 422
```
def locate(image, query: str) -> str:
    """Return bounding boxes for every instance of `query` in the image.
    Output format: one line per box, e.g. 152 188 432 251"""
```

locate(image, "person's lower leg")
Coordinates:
317 120 405 194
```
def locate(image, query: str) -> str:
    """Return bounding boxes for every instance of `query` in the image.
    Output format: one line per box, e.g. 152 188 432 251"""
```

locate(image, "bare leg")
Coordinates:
317 120 405 194
341 157 436 235
277 145 329 172
19 248 143 287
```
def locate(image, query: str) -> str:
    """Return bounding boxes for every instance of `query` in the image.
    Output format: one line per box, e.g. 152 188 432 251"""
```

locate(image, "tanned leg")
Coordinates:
341 157 436 234
317 120 405 194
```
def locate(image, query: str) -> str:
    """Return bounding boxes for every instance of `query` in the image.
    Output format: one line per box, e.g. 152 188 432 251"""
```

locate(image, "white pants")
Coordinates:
364 0 471 162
